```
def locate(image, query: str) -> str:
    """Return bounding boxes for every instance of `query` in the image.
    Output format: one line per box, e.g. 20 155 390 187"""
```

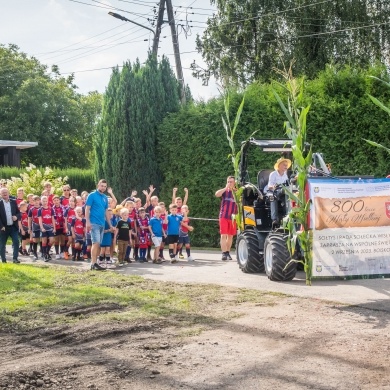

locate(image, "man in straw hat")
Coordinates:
265 157 292 226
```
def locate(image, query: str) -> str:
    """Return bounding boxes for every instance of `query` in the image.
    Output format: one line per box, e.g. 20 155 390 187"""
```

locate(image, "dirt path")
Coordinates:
1 295 389 389
2 249 390 389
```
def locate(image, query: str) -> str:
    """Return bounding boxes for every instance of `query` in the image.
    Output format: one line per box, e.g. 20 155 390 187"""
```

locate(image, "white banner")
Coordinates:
308 178 390 277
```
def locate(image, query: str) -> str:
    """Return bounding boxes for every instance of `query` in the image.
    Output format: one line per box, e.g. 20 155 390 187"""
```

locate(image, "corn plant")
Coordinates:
272 67 314 285
222 93 258 231
364 76 390 154
222 93 246 231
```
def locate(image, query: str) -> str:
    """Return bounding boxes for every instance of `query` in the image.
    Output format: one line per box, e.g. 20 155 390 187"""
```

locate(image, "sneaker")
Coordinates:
64 252 69 260
33 254 38 261
18 247 23 255
13 259 20 264
55 254 60 260
187 256 194 261
179 253 184 259
226 253 233 261
22 249 29 256
44 255 50 262
222 253 228 261
90 263 106 271
174 255 179 261
59 252 64 259
170 258 177 264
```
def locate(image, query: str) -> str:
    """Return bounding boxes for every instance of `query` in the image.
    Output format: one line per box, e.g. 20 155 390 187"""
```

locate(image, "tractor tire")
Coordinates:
236 230 265 273
264 233 297 281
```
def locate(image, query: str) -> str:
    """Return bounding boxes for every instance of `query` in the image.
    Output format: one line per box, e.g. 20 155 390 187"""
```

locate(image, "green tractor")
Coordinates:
236 139 330 281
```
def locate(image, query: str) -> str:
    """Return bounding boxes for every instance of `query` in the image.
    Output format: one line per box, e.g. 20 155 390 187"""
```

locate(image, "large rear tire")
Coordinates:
264 233 297 281
236 230 265 273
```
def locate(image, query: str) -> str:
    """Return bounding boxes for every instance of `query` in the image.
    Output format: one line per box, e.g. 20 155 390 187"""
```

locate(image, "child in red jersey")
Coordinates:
71 206 86 261
28 195 41 261
177 205 194 261
43 182 54 207
52 195 65 259
125 200 138 261
16 187 25 207
38 195 56 262
63 196 76 260
18 202 30 256
137 208 150 262
60 185 71 207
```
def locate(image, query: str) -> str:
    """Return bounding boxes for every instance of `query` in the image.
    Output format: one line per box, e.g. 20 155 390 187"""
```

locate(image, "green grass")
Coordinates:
0 264 285 332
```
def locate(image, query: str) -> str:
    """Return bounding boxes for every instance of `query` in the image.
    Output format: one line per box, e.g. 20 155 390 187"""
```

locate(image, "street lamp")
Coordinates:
108 12 156 42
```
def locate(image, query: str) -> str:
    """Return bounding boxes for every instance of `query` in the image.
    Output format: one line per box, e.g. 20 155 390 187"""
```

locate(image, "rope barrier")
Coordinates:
190 217 219 221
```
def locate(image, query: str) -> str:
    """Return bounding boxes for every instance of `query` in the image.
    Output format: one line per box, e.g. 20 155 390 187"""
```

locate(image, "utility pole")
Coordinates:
153 0 186 104
152 0 166 56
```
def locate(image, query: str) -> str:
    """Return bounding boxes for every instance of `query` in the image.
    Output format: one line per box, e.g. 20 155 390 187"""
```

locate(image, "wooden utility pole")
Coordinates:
153 0 186 104
152 0 165 55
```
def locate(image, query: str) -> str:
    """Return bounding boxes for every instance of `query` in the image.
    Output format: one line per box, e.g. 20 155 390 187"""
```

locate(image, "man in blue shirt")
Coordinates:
85 179 113 271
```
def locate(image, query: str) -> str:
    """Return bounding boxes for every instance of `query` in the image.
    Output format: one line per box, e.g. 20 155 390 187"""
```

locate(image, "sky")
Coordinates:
0 0 219 100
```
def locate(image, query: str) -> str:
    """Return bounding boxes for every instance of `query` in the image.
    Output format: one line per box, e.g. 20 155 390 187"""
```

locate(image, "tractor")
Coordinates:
235 139 331 281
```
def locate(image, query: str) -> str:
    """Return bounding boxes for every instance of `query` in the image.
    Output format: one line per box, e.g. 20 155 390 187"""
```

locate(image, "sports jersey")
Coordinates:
20 211 29 232
179 217 190 237
52 205 65 230
149 217 164 237
129 209 138 229
219 189 237 219
48 194 54 207
167 214 183 235
60 196 70 207
38 207 55 231
71 217 86 240
28 206 41 231
16 198 24 207
161 212 168 231
64 207 76 232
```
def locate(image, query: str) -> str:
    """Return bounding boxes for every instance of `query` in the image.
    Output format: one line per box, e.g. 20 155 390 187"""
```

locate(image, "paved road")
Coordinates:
7 248 390 309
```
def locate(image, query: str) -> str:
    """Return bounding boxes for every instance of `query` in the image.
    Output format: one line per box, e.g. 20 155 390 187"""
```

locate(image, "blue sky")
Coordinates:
0 0 219 100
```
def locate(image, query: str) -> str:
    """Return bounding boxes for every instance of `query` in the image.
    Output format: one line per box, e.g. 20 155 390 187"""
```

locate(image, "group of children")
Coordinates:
13 183 195 266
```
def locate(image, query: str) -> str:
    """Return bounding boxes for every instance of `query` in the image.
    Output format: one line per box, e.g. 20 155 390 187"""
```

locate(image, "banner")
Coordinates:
308 178 390 278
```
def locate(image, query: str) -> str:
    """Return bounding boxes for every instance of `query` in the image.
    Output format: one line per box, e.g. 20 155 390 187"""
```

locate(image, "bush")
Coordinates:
0 166 95 196
4 164 67 196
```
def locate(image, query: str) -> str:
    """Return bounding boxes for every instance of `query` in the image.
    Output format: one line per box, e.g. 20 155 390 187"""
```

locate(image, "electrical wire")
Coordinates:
67 0 152 20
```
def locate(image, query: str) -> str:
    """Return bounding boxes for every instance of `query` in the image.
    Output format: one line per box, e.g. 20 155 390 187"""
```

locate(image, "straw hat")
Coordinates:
274 157 292 171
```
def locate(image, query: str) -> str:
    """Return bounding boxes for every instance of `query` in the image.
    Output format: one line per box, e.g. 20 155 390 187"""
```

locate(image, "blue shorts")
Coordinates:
90 224 104 244
41 230 54 239
178 235 190 245
33 230 41 239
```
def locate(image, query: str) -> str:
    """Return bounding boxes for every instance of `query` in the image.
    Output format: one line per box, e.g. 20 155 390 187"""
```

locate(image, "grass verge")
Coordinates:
0 264 286 333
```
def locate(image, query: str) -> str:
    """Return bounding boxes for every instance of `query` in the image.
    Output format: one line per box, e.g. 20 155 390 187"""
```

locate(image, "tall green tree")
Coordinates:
196 0 390 86
95 55 180 198
0 44 102 168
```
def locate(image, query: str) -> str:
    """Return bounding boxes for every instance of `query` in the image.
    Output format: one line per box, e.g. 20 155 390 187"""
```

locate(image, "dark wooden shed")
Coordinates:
0 141 38 167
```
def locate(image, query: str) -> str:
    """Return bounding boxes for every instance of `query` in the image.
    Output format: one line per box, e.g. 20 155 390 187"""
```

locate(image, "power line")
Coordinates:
54 29 150 66
67 0 152 20
40 25 142 61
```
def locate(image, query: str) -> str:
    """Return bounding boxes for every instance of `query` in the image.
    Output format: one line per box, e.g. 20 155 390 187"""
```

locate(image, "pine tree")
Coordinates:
94 56 181 198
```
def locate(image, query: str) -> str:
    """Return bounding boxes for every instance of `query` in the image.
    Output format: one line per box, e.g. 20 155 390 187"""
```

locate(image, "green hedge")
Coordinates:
157 65 390 247
0 167 95 192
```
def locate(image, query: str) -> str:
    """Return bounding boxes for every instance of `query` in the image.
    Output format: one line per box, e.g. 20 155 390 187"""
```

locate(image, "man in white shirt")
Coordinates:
266 157 291 225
